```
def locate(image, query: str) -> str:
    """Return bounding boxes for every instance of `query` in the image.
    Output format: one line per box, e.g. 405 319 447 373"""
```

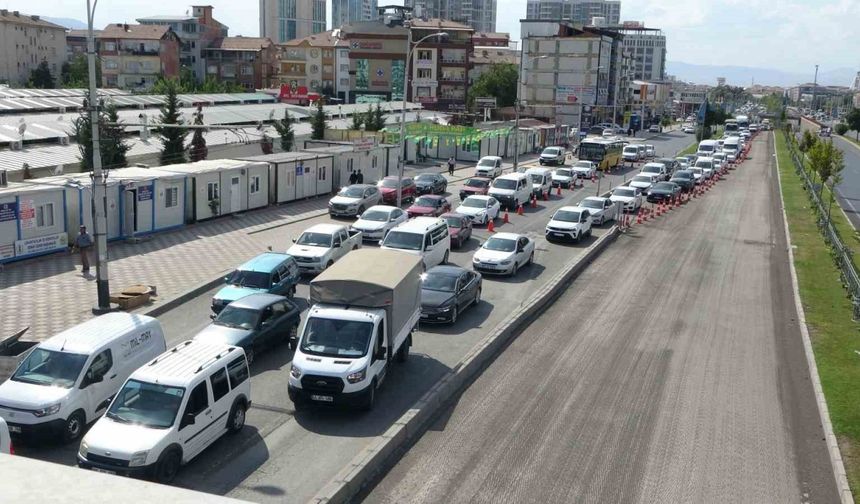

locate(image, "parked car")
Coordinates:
378 176 416 205
419 266 482 324
441 212 473 248
571 160 597 179
655 158 679 176
488 173 533 210
646 182 682 203
545 206 593 243
609 186 643 212
623 145 641 162
211 252 301 313
629 174 658 194
459 177 492 201
539 146 567 166
683 125 695 134
644 144 656 158
670 170 695 192
578 196 618 225
414 173 448 195
196 293 302 361
472 233 536 276
455 195 501 225
328 184 381 217
351 205 408 242
525 167 553 199
407 195 452 218
640 162 669 182
712 152 728 171
474 156 503 178
288 223 362 274
648 124 662 133
551 168 576 188
694 157 715 179
688 167 704 184
674 157 691 170
381 217 451 269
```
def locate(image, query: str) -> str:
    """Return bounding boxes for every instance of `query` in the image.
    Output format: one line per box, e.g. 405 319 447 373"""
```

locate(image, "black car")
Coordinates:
414 173 448 195
655 157 679 176
669 170 695 192
647 182 682 203
420 266 482 324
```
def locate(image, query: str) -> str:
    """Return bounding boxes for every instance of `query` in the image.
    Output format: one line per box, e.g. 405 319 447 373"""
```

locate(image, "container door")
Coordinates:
230 176 240 213
106 186 121 239
295 162 305 199
123 189 136 238
303 162 316 197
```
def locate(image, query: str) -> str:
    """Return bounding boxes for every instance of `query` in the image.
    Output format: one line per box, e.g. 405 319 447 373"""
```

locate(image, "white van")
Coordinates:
623 145 640 162
696 139 719 157
722 136 741 162
524 167 553 200
488 173 533 210
380 217 450 269
0 313 166 443
77 340 251 483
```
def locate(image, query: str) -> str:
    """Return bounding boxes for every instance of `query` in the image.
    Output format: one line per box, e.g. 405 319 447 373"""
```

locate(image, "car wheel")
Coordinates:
442 250 449 264
396 337 410 362
289 285 296 298
474 288 481 306
598 216 605 226
154 448 182 484
326 260 334 270
62 410 85 444
245 347 255 365
527 252 534 266
361 380 377 412
450 306 458 324
511 261 518 276
357 205 365 215
228 400 247 434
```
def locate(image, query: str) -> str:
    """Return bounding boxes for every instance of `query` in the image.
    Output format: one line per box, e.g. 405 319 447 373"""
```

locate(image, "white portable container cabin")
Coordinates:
160 159 269 221
301 141 398 190
0 180 69 263
235 152 335 204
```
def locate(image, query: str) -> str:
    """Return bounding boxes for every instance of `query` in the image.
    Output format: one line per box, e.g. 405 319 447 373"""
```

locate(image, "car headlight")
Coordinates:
500 260 512 265
33 403 61 417
290 364 302 379
128 450 149 467
347 367 367 384
79 439 89 458
472 257 480 263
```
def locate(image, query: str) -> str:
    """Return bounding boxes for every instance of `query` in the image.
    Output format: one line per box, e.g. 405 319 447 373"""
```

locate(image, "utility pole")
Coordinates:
512 45 526 172
87 0 111 313
812 64 819 113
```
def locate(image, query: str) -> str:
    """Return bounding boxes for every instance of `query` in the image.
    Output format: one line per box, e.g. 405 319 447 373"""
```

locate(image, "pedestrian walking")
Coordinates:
356 169 364 184
74 225 93 273
348 169 358 185
447 156 455 176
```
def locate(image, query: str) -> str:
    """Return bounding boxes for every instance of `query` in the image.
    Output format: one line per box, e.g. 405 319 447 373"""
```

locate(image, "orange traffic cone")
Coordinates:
542 190 548 201
531 194 537 208
503 210 510 224
636 210 642 225
591 172 597 183
556 185 562 196
487 218 495 233
517 203 524 216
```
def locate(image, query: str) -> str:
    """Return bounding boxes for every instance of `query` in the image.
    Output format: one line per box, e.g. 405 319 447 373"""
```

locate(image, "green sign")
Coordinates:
391 60 405 101
355 59 369 90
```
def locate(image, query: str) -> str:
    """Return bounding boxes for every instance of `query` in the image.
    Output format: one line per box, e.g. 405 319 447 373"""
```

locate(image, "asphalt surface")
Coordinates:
13 130 697 503
799 117 860 228
363 133 839 504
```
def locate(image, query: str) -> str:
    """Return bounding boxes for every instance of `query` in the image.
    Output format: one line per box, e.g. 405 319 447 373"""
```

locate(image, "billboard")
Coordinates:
556 86 595 105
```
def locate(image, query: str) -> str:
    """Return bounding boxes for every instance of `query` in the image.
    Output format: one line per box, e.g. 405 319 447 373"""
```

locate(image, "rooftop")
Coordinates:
0 9 65 29
281 30 345 48
99 23 171 41
210 36 273 51
67 29 100 39
409 18 474 32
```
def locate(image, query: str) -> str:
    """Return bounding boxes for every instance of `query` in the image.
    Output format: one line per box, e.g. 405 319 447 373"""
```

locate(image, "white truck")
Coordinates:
288 249 422 410
287 223 362 274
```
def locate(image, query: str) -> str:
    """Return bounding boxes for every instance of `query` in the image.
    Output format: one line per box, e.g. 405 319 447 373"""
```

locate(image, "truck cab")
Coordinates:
287 223 362 274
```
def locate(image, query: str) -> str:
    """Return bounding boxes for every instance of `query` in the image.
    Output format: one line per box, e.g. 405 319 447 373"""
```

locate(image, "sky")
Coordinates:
5 0 858 76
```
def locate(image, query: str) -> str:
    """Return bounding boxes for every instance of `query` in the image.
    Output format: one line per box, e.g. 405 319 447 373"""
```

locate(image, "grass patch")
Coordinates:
775 132 860 496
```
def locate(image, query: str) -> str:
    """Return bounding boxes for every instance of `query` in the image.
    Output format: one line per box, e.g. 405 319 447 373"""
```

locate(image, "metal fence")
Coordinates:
783 130 860 319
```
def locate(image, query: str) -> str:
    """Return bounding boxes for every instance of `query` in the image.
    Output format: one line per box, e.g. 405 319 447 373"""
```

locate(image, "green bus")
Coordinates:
578 138 624 170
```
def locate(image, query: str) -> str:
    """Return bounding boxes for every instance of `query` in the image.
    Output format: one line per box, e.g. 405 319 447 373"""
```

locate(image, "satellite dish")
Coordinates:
58 115 64 122
269 110 275 120
17 122 27 136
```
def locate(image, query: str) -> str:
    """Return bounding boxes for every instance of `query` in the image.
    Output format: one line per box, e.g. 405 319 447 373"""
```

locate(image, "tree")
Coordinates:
845 108 860 141
156 80 188 165
467 63 517 109
72 102 129 171
835 123 849 136
351 109 364 130
310 98 327 140
273 110 295 152
373 104 386 130
799 130 818 154
809 140 845 207
189 105 208 162
61 54 101 88
28 60 55 89
363 105 379 131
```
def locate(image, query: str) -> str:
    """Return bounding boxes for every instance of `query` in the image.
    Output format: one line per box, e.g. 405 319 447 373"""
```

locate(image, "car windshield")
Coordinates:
226 269 270 289
462 198 486 208
555 169 573 177
214 306 259 330
653 182 674 191
642 166 660 174
632 176 652 183
574 162 592 168
529 174 544 184
484 237 516 252
624 147 638 153
106 379 184 429
338 186 365 198
614 188 635 197
674 171 692 179
542 148 560 155
442 216 463 228
383 231 423 251
300 317 373 358
492 179 517 190
361 210 389 222
477 159 496 167
553 210 581 222
581 199 603 209
11 348 87 388
465 179 489 188
414 197 438 207
699 145 714 152
422 273 457 292
296 232 332 247
380 179 400 188
416 174 436 182
695 161 712 168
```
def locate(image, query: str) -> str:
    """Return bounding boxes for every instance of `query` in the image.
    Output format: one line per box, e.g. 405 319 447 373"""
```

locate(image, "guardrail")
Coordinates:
783 129 860 319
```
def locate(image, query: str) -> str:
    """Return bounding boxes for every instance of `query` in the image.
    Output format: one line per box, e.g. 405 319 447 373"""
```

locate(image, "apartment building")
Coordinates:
276 30 343 98
203 37 277 90
614 23 666 82
338 20 408 104
260 0 326 44
404 0 497 33
332 0 378 28
525 0 620 25
408 19 474 112
66 30 95 61
0 9 66 86
97 24 181 90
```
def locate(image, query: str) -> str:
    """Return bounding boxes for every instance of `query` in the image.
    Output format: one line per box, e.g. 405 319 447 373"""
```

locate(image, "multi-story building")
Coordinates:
404 0 497 33
97 24 181 90
259 0 326 44
525 0 620 25
338 20 408 103
519 19 625 128
613 23 666 82
276 30 343 97
203 37 277 90
137 5 228 83
0 9 66 86
408 19 474 112
628 80 671 122
470 45 519 85
671 83 708 118
332 0 378 28
471 31 510 48
66 30 95 61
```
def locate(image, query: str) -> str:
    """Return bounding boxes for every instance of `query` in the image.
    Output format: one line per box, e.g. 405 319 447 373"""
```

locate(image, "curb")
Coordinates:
142 275 228 318
772 132 854 503
308 227 621 504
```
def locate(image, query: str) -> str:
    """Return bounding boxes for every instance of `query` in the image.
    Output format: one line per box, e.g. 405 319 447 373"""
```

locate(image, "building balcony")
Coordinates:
440 59 467 66
122 49 160 57
439 77 466 84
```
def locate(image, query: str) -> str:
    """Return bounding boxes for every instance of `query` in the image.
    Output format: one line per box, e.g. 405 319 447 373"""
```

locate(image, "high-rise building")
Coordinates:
332 0 378 28
525 0 620 25
0 9 66 86
614 23 666 82
260 0 326 43
404 0 497 33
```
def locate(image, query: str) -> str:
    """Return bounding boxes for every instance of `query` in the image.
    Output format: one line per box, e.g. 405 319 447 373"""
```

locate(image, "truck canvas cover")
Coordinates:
310 249 422 337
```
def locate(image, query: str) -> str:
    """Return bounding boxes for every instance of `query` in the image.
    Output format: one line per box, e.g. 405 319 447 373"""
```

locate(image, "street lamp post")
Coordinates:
397 30 448 208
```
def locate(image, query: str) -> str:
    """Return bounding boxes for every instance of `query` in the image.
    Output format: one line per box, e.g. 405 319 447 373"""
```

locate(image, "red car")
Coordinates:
378 176 417 205
407 195 451 218
442 212 473 248
459 177 491 201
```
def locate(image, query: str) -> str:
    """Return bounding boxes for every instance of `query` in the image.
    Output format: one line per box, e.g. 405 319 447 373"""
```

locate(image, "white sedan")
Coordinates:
578 196 618 225
571 160 596 179
609 186 643 212
472 233 536 276
551 168 576 188
351 205 408 241
455 195 501 225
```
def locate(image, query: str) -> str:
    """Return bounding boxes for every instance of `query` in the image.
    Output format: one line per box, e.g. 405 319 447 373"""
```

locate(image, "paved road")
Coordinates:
363 133 839 503
799 117 860 228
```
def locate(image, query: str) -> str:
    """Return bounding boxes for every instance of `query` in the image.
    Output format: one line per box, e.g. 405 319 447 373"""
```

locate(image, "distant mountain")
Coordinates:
43 17 87 30
667 61 857 88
